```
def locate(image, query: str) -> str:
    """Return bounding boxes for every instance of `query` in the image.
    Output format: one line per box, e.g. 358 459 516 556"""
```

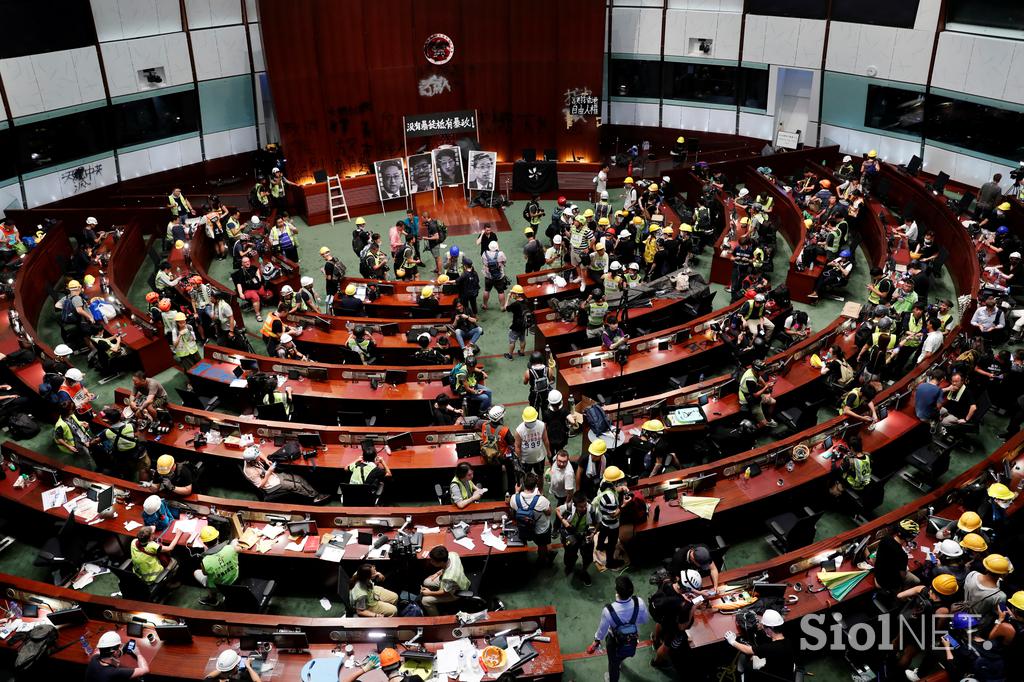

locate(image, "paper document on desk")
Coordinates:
480 527 506 552
319 545 345 563
173 518 198 535
260 524 286 539
276 375 286 388
229 379 248 388
73 499 99 523
415 526 441 535
284 536 308 552
41 487 68 511
62 493 86 514
123 520 142 532
237 527 260 548
454 536 476 551
256 539 274 554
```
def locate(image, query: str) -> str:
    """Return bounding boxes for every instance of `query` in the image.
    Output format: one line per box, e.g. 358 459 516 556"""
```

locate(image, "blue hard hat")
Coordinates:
839 249 852 258
461 256 472 266
997 226 1009 235
951 612 980 630
449 245 460 257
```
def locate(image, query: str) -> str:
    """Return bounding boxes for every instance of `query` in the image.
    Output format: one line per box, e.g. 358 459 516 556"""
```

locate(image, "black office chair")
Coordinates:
939 391 991 452
218 578 276 613
34 516 87 585
901 442 953 491
765 507 822 554
255 401 289 422
112 558 173 602
337 482 383 507
842 475 885 525
335 567 355 617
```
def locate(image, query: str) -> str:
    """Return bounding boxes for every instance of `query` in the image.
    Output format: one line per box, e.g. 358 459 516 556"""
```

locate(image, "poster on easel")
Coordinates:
466 151 496 191
407 153 436 193
432 147 464 187
374 158 409 200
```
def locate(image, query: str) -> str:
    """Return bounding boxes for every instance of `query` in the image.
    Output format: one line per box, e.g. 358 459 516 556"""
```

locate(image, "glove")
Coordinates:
159 479 174 492
586 641 600 655
360 654 380 672
724 631 737 645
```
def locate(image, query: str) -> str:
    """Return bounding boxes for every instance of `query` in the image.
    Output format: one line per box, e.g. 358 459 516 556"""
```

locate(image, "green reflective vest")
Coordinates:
845 455 872 490
587 301 609 328
738 368 757 407
131 541 164 583
201 544 239 588
349 461 377 485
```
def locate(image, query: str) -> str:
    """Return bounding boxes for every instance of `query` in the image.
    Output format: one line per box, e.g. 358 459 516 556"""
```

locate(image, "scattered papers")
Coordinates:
480 526 506 552
319 597 332 611
285 536 308 552
435 638 484 681
41 487 68 511
256 539 274 554
415 526 441 535
454 536 476 551
173 519 198 535
73 499 99 523
229 378 249 388
319 545 345 563
70 563 109 590
275 375 287 388
259 524 286 539
237 527 260 549
123 520 142 532
62 493 86 514
678 496 721 520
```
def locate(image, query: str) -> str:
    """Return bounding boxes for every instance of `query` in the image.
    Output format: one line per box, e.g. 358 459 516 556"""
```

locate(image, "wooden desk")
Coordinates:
292 324 458 365
0 573 562 680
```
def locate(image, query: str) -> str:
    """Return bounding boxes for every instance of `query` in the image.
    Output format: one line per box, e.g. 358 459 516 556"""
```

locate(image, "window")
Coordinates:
947 0 1024 31
0 0 97 59
739 69 770 110
0 128 17 181
864 85 924 136
15 108 111 172
831 0 919 28
663 63 738 106
609 58 662 100
746 1 827 20
112 90 200 149
925 94 1024 162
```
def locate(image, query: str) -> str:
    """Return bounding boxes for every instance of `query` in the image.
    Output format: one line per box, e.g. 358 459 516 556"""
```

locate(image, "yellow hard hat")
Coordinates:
997 201 1012 211
739 217 750 226
603 465 625 482
345 284 357 296
199 526 220 544
676 136 685 144
583 209 594 218
598 217 610 226
510 284 525 295
809 354 823 368
420 285 434 299
931 574 958 596
983 554 1013 575
632 216 644 225
174 312 187 321
804 218 813 228
156 454 175 475
898 518 920 536
396 268 406 278
959 533 988 552
1008 591 1024 610
319 246 331 255
437 274 450 285
524 226 535 235
174 240 185 249
588 439 607 456
681 223 693 233
355 217 366 225
83 274 95 287
624 177 634 184
67 280 82 289
594 241 605 250
522 406 538 422
648 183 659 192
958 512 981 533
988 483 1015 501
867 150 877 158
616 210 628 217
642 419 665 432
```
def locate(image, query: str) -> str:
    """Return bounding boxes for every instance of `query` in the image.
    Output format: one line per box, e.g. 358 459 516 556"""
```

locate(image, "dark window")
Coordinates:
112 90 200 149
947 0 1024 31
0 0 97 59
925 94 1024 162
739 69 770 110
0 128 17 181
832 0 919 28
864 85 925 136
663 63 737 106
609 58 662 100
15 108 111 172
746 0 828 20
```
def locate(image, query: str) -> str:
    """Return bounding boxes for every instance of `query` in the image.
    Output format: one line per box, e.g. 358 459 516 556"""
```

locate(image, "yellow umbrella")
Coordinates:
678 496 721 520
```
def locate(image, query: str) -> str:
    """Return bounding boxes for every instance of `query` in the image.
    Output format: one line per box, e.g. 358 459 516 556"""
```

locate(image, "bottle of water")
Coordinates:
79 636 93 656
458 650 466 674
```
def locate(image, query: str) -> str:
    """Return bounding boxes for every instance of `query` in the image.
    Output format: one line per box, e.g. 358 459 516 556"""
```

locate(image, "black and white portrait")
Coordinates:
407 153 436 193
374 158 408 200
432 147 464 187
467 151 497 191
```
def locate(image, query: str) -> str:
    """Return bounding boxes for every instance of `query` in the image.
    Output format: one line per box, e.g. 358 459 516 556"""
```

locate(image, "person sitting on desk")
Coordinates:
231 255 272 323
150 455 193 496
430 394 463 426
242 448 330 504
131 371 168 423
938 371 976 428
738 360 778 429
827 434 872 498
131 525 181 584
346 326 377 364
453 356 492 414
85 631 150 682
53 400 97 459
349 563 399 617
154 260 182 299
450 300 482 353
275 333 307 362
420 546 470 616
411 332 449 365
57 367 96 419
808 249 854 299
450 462 486 509
638 419 680 476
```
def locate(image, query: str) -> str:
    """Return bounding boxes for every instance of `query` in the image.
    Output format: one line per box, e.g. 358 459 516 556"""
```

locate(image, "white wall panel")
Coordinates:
24 156 118 208
248 24 264 72
953 152 994 189
738 112 773 141
963 36 1014 101
761 17 799 67
921 145 957 177
890 29 933 85
202 129 234 160
825 22 861 75
854 25 897 81
186 0 243 29
609 101 637 126
0 47 104 117
101 33 193 97
820 124 850 150
635 9 663 55
707 108 736 134
179 137 203 166
1003 42 1024 105
0 183 23 219
742 14 766 64
635 102 660 126
915 0 941 32
191 26 249 80
610 8 639 54
931 32 974 93
244 0 259 21
715 12 741 61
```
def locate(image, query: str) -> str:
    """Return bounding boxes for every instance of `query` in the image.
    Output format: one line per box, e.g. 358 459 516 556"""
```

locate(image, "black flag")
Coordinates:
512 161 558 194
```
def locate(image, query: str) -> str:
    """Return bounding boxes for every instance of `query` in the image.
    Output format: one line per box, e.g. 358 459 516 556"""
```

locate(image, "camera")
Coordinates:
1009 162 1024 181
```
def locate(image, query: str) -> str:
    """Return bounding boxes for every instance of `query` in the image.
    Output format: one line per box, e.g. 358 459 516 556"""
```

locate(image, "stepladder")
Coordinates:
328 175 350 224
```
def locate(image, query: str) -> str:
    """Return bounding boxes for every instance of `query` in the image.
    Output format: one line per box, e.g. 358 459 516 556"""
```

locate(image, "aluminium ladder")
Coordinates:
327 174 349 224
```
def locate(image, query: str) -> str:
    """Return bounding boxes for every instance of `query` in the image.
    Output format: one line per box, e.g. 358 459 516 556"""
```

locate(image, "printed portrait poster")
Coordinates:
374 158 408 200
432 147 464 187
466 151 497 191
407 153 436 193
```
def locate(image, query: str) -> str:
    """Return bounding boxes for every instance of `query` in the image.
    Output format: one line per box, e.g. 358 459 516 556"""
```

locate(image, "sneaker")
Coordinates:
905 669 920 682
255 315 263 322
577 570 593 586
503 353 514 359
765 419 779 428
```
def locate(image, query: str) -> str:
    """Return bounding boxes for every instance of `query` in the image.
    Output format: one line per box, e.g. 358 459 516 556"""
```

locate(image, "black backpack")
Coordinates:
11 623 62 671
529 365 550 395
484 252 503 280
60 296 78 324
7 413 40 440
351 228 370 255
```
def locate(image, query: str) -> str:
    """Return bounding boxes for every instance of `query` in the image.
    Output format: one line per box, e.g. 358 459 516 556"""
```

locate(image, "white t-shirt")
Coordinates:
510 490 551 534
594 170 608 194
549 461 576 499
516 421 548 464
918 330 944 363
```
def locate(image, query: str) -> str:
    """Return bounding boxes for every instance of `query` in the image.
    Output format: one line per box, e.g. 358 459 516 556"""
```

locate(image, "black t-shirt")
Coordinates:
479 232 498 255
507 301 527 333
85 657 134 682
158 464 193 489
231 267 262 292
873 535 907 592
751 637 795 680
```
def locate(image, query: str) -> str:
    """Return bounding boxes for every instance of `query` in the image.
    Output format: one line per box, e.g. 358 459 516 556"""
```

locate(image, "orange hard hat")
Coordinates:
145 292 159 303
158 299 172 312
190 275 204 285
379 648 401 668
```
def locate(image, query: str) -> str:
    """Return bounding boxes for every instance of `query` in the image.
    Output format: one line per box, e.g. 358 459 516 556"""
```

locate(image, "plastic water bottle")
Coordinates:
79 635 93 656
458 650 466 674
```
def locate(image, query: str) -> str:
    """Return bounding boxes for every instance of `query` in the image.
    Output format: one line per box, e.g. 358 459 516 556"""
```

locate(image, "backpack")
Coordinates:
484 251 503 280
584 404 611 436
448 362 465 391
605 597 641 658
7 413 41 440
528 365 550 395
435 220 448 243
479 422 506 464
351 228 369 255
620 491 649 524
513 492 540 531
11 623 60 672
60 296 78 324
38 372 64 404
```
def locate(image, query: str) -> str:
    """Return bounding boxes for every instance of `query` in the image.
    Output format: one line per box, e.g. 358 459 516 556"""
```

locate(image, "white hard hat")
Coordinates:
681 569 702 590
279 333 292 344
86 217 98 226
553 235 563 245
488 405 505 422
562 208 574 217
417 332 431 344
65 368 84 382
250 215 261 225
488 242 499 252
937 538 964 558
738 188 749 198
1011 251 1022 259
279 285 293 295
271 167 281 174
54 344 73 357
547 389 563 405
97 631 122 650
600 191 608 200
843 155 852 162
242 446 260 461
628 262 640 270
760 609 784 628
216 649 242 673
300 276 314 287
610 261 622 271
662 176 670 183
619 229 631 239
143 495 162 515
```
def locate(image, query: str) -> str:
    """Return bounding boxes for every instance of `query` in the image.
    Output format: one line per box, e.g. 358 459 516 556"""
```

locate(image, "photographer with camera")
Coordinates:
556 490 596 586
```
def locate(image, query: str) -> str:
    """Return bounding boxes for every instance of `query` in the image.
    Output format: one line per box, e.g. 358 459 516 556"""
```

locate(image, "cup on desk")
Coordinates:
833 556 842 570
